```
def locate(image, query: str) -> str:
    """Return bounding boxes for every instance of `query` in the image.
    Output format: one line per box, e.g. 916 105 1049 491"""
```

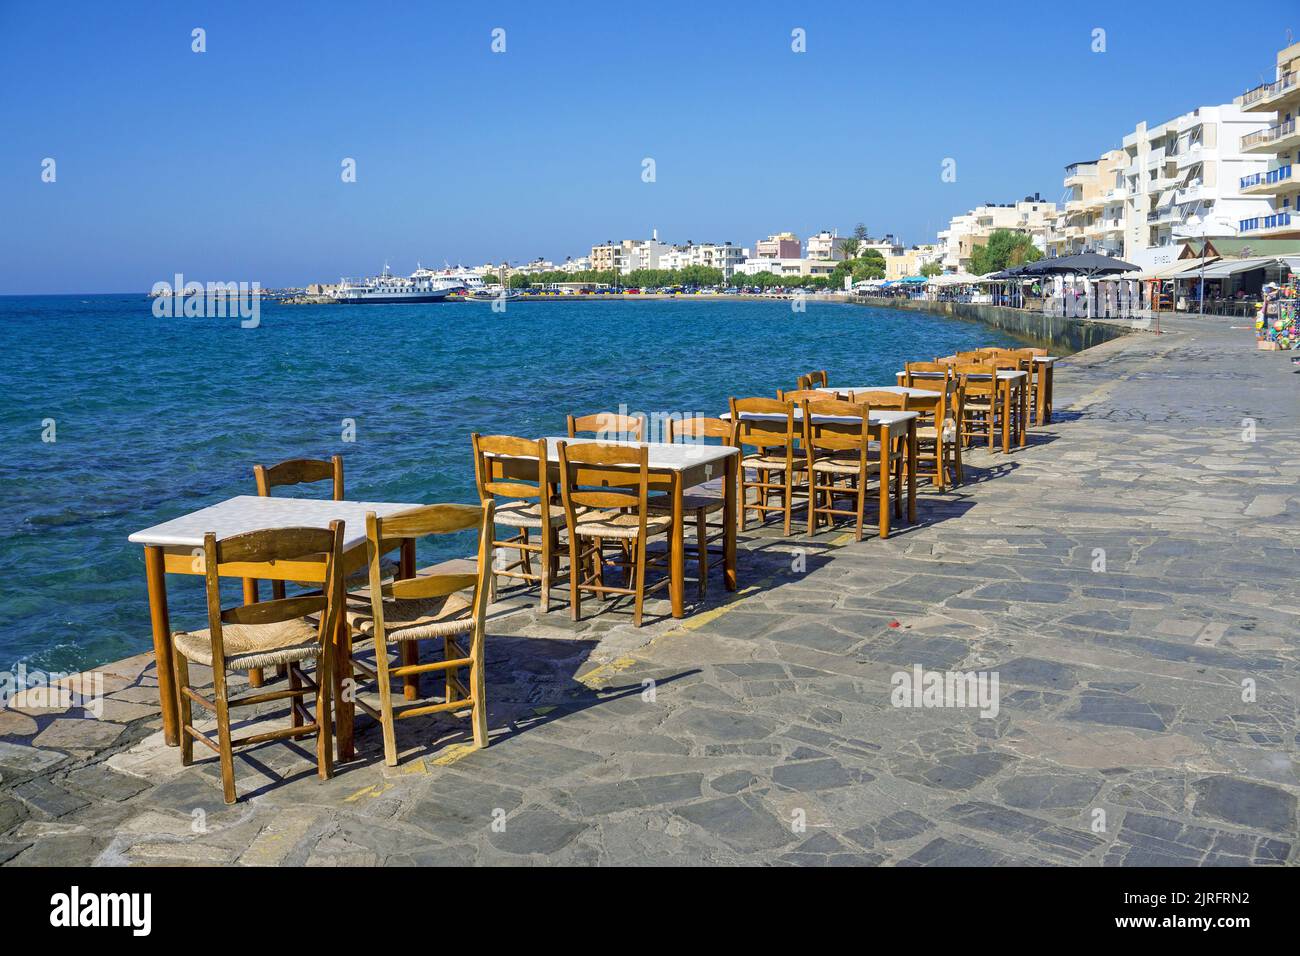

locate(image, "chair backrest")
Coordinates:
362 502 494 634
556 441 651 528
955 350 989 362
807 370 828 389
471 434 549 517
796 374 813 391
254 456 344 500
953 362 997 396
802 398 872 458
848 390 910 411
902 361 952 387
729 397 797 454
200 523 346 675
778 388 842 402
567 412 644 442
666 415 733 444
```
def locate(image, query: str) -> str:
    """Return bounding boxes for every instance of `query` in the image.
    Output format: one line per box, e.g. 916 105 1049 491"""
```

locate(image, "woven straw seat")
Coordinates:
743 453 807 470
494 499 567 528
647 491 725 513
173 618 320 671
348 591 474 642
572 509 671 539
811 453 883 476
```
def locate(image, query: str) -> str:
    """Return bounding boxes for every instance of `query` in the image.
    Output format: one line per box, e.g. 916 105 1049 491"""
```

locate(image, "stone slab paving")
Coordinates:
1 317 1297 866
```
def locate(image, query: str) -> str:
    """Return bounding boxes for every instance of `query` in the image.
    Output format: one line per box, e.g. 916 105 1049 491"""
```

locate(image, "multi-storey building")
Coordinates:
1237 41 1300 239
657 242 747 277
754 232 802 259
937 198 1057 272
1048 150 1127 258
1119 104 1274 267
806 230 852 260
884 244 943 280
733 257 837 279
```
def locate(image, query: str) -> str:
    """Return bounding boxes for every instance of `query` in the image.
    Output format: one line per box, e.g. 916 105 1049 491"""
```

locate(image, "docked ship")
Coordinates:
331 264 468 304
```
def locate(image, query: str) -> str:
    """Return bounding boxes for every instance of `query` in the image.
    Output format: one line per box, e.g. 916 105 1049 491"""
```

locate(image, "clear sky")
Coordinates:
1 0 1295 293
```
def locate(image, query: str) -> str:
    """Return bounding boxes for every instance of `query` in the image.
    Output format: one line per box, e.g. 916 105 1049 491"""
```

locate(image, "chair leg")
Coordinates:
540 526 553 612
782 469 793 536
314 655 333 780
469 622 488 749
373 634 399 767
288 663 303 728
212 674 237 805
518 527 532 578
175 654 193 767
568 533 582 622
444 635 458 703
855 480 866 541
632 534 648 627
695 510 708 599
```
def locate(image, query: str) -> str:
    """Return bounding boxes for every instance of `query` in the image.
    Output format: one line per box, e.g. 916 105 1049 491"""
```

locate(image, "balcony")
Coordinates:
1240 164 1294 196
1240 71 1298 112
1239 212 1294 234
1241 118 1300 153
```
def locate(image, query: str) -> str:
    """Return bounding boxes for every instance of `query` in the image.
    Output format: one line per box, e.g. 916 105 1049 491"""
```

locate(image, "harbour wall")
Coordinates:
846 295 1133 354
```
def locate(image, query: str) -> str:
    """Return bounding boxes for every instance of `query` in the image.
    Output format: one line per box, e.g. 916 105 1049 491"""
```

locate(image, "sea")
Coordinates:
0 294 1032 674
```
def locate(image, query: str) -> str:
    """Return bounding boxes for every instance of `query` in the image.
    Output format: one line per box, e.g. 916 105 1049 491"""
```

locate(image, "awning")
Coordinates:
1156 189 1177 207
1197 256 1291 279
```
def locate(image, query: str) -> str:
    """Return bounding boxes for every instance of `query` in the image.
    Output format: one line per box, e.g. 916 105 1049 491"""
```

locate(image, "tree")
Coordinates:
969 229 1043 275
840 238 861 260
853 223 869 241
920 261 943 278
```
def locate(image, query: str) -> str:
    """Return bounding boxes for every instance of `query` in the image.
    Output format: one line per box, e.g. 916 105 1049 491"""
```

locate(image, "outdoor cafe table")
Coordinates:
484 437 740 619
933 354 1059 426
724 408 918 538
129 495 421 757
896 367 1028 452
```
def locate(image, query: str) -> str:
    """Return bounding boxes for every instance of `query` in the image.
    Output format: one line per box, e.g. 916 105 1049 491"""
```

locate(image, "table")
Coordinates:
820 385 941 401
725 409 918 538
129 495 420 757
897 368 1027 452
931 355 1058 426
485 438 740 618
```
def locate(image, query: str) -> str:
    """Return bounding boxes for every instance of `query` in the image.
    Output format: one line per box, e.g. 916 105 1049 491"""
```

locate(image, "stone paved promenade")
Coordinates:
2 317 1297 866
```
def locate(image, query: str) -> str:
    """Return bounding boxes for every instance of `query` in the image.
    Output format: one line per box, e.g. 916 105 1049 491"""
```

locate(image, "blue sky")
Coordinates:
0 0 1294 293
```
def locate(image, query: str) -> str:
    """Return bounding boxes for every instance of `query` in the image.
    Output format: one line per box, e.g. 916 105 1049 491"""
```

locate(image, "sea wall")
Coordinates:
848 296 1131 354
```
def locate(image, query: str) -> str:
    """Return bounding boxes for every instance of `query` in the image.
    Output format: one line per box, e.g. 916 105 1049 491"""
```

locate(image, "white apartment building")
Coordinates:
937 198 1057 272
1048 151 1127 258
1119 103 1274 268
733 257 837 279
556 256 592 273
806 230 851 260
1236 41 1300 239
658 242 748 277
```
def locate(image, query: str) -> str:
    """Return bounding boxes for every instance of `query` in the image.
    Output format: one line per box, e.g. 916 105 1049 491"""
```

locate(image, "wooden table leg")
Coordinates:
1042 364 1054 424
723 454 737 591
1001 379 1012 453
243 578 264 688
878 425 892 539
144 546 180 747
1016 381 1027 447
400 540 419 701
907 419 917 524
669 473 685 617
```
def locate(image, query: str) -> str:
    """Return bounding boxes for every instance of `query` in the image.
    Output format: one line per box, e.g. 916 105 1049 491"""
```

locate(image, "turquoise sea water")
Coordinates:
0 295 1028 673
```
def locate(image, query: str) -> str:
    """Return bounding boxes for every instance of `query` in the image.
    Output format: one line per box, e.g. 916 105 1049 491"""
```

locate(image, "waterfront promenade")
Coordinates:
1 317 1297 866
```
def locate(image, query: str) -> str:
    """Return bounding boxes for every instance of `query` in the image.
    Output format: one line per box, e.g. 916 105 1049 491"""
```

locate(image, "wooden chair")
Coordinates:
842 391 909 516
567 412 644 442
730 396 806 535
801 398 892 541
557 441 670 627
471 434 563 611
954 361 999 450
778 388 844 402
914 375 965 488
254 456 344 501
171 522 345 804
806 370 829 389
901 361 953 388
345 502 494 767
656 416 730 597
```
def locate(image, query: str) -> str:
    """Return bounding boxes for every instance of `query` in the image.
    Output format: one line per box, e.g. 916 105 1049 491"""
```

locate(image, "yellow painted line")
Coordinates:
429 743 478 767
829 533 856 547
344 781 394 802
577 655 641 688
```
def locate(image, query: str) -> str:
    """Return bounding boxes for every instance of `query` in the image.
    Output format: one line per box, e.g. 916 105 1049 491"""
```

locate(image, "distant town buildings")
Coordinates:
1235 40 1300 242
754 232 802 259
938 198 1058 273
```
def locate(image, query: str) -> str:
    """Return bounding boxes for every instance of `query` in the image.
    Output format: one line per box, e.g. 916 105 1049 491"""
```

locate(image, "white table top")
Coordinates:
900 369 1026 381
524 437 737 470
723 409 918 425
128 495 422 550
825 385 941 399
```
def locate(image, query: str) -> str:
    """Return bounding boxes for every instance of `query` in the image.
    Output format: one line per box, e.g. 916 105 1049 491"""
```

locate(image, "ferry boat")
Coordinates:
331 264 466 304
